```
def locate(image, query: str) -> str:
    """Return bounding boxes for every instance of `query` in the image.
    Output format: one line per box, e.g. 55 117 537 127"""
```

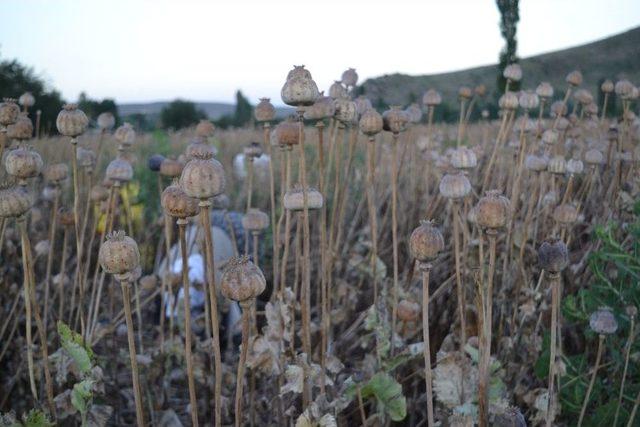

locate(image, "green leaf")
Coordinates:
21 410 54 427
360 373 407 421
71 379 95 415
58 321 94 375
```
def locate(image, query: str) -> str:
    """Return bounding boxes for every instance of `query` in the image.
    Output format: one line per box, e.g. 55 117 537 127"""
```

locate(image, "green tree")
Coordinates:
160 99 205 130
496 0 520 93
232 90 253 127
78 92 120 125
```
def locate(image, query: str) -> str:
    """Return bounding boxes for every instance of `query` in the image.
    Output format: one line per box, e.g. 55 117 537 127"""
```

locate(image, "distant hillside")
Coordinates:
119 101 293 121
360 26 640 107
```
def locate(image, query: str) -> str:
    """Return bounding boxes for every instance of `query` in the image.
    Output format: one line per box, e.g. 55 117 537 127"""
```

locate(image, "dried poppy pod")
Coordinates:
450 147 477 170
147 154 165 172
458 86 473 100
584 149 604 166
76 147 96 169
499 92 519 110
221 256 266 303
550 101 568 118
566 70 583 87
99 230 140 276
242 208 269 232
243 142 263 159
519 91 539 110
283 185 323 211
329 80 347 100
359 109 383 136
547 155 566 175
161 184 199 219
90 185 109 202
354 96 373 116
0 183 33 218
397 299 420 323
410 220 444 262
195 120 215 138
405 103 422 123
185 141 217 161
476 190 511 230
56 104 88 137
583 102 598 117
18 92 35 110
574 89 594 106
601 80 614 93
553 203 578 226
212 193 230 210
626 305 637 319
503 63 523 82
180 152 226 200
58 207 75 227
341 67 358 87
542 129 559 146
45 163 69 184
514 116 535 134
281 65 320 107
304 92 335 120
114 123 136 148
159 158 184 178
615 80 634 98
474 84 487 97
274 117 299 147
6 112 33 140
556 117 570 131
5 147 43 182
538 238 568 273
589 308 618 335
439 172 471 200
422 89 442 107
536 82 554 99
97 112 116 131
254 98 276 122
566 158 584 175
106 157 134 184
0 98 20 126
382 106 409 134
334 96 358 124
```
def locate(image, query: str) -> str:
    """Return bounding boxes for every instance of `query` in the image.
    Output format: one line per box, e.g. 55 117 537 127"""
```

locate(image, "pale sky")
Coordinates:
1 0 639 105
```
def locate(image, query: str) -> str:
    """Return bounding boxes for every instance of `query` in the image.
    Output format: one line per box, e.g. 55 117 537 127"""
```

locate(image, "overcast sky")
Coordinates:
1 0 639 105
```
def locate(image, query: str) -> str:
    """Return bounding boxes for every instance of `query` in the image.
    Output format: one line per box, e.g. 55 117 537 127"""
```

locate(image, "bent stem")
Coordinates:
614 313 635 426
235 300 252 427
577 334 605 427
420 263 435 426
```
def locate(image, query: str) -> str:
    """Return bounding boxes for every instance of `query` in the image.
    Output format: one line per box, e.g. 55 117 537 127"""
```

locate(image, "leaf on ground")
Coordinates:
360 372 407 422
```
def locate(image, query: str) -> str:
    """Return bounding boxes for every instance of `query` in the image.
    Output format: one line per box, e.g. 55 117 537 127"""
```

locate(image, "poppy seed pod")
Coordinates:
566 159 584 175
519 91 540 110
221 256 266 303
422 89 442 107
450 147 477 170
601 80 614 93
18 92 35 109
97 112 116 131
283 185 323 211
77 147 96 169
161 184 199 219
536 82 554 99
474 84 487 97
589 308 618 335
99 230 140 276
547 155 566 175
499 92 519 110
147 154 166 172
0 98 20 126
382 106 409 134
584 149 604 165
341 68 358 87
439 172 471 200
6 113 33 140
281 65 320 107
397 300 420 323
359 109 384 136
626 306 637 319
0 184 33 218
304 92 335 121
542 129 559 146
556 117 570 131
159 158 184 178
615 80 633 98
334 97 358 124
275 118 299 147
195 120 215 138
503 63 523 82
458 86 473 100
242 208 269 232
410 219 444 262
329 80 347 100
106 157 134 183
553 203 578 225
583 102 598 117
566 70 583 86
58 208 75 227
405 103 422 123
244 142 263 159
114 123 136 147
573 89 592 106
514 117 535 134
90 185 110 202
180 153 226 200
476 190 511 230
212 194 230 210
45 163 69 183
354 96 373 116
255 98 276 122
185 141 217 160
5 147 43 181
56 104 88 137
550 101 568 118
538 238 568 273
